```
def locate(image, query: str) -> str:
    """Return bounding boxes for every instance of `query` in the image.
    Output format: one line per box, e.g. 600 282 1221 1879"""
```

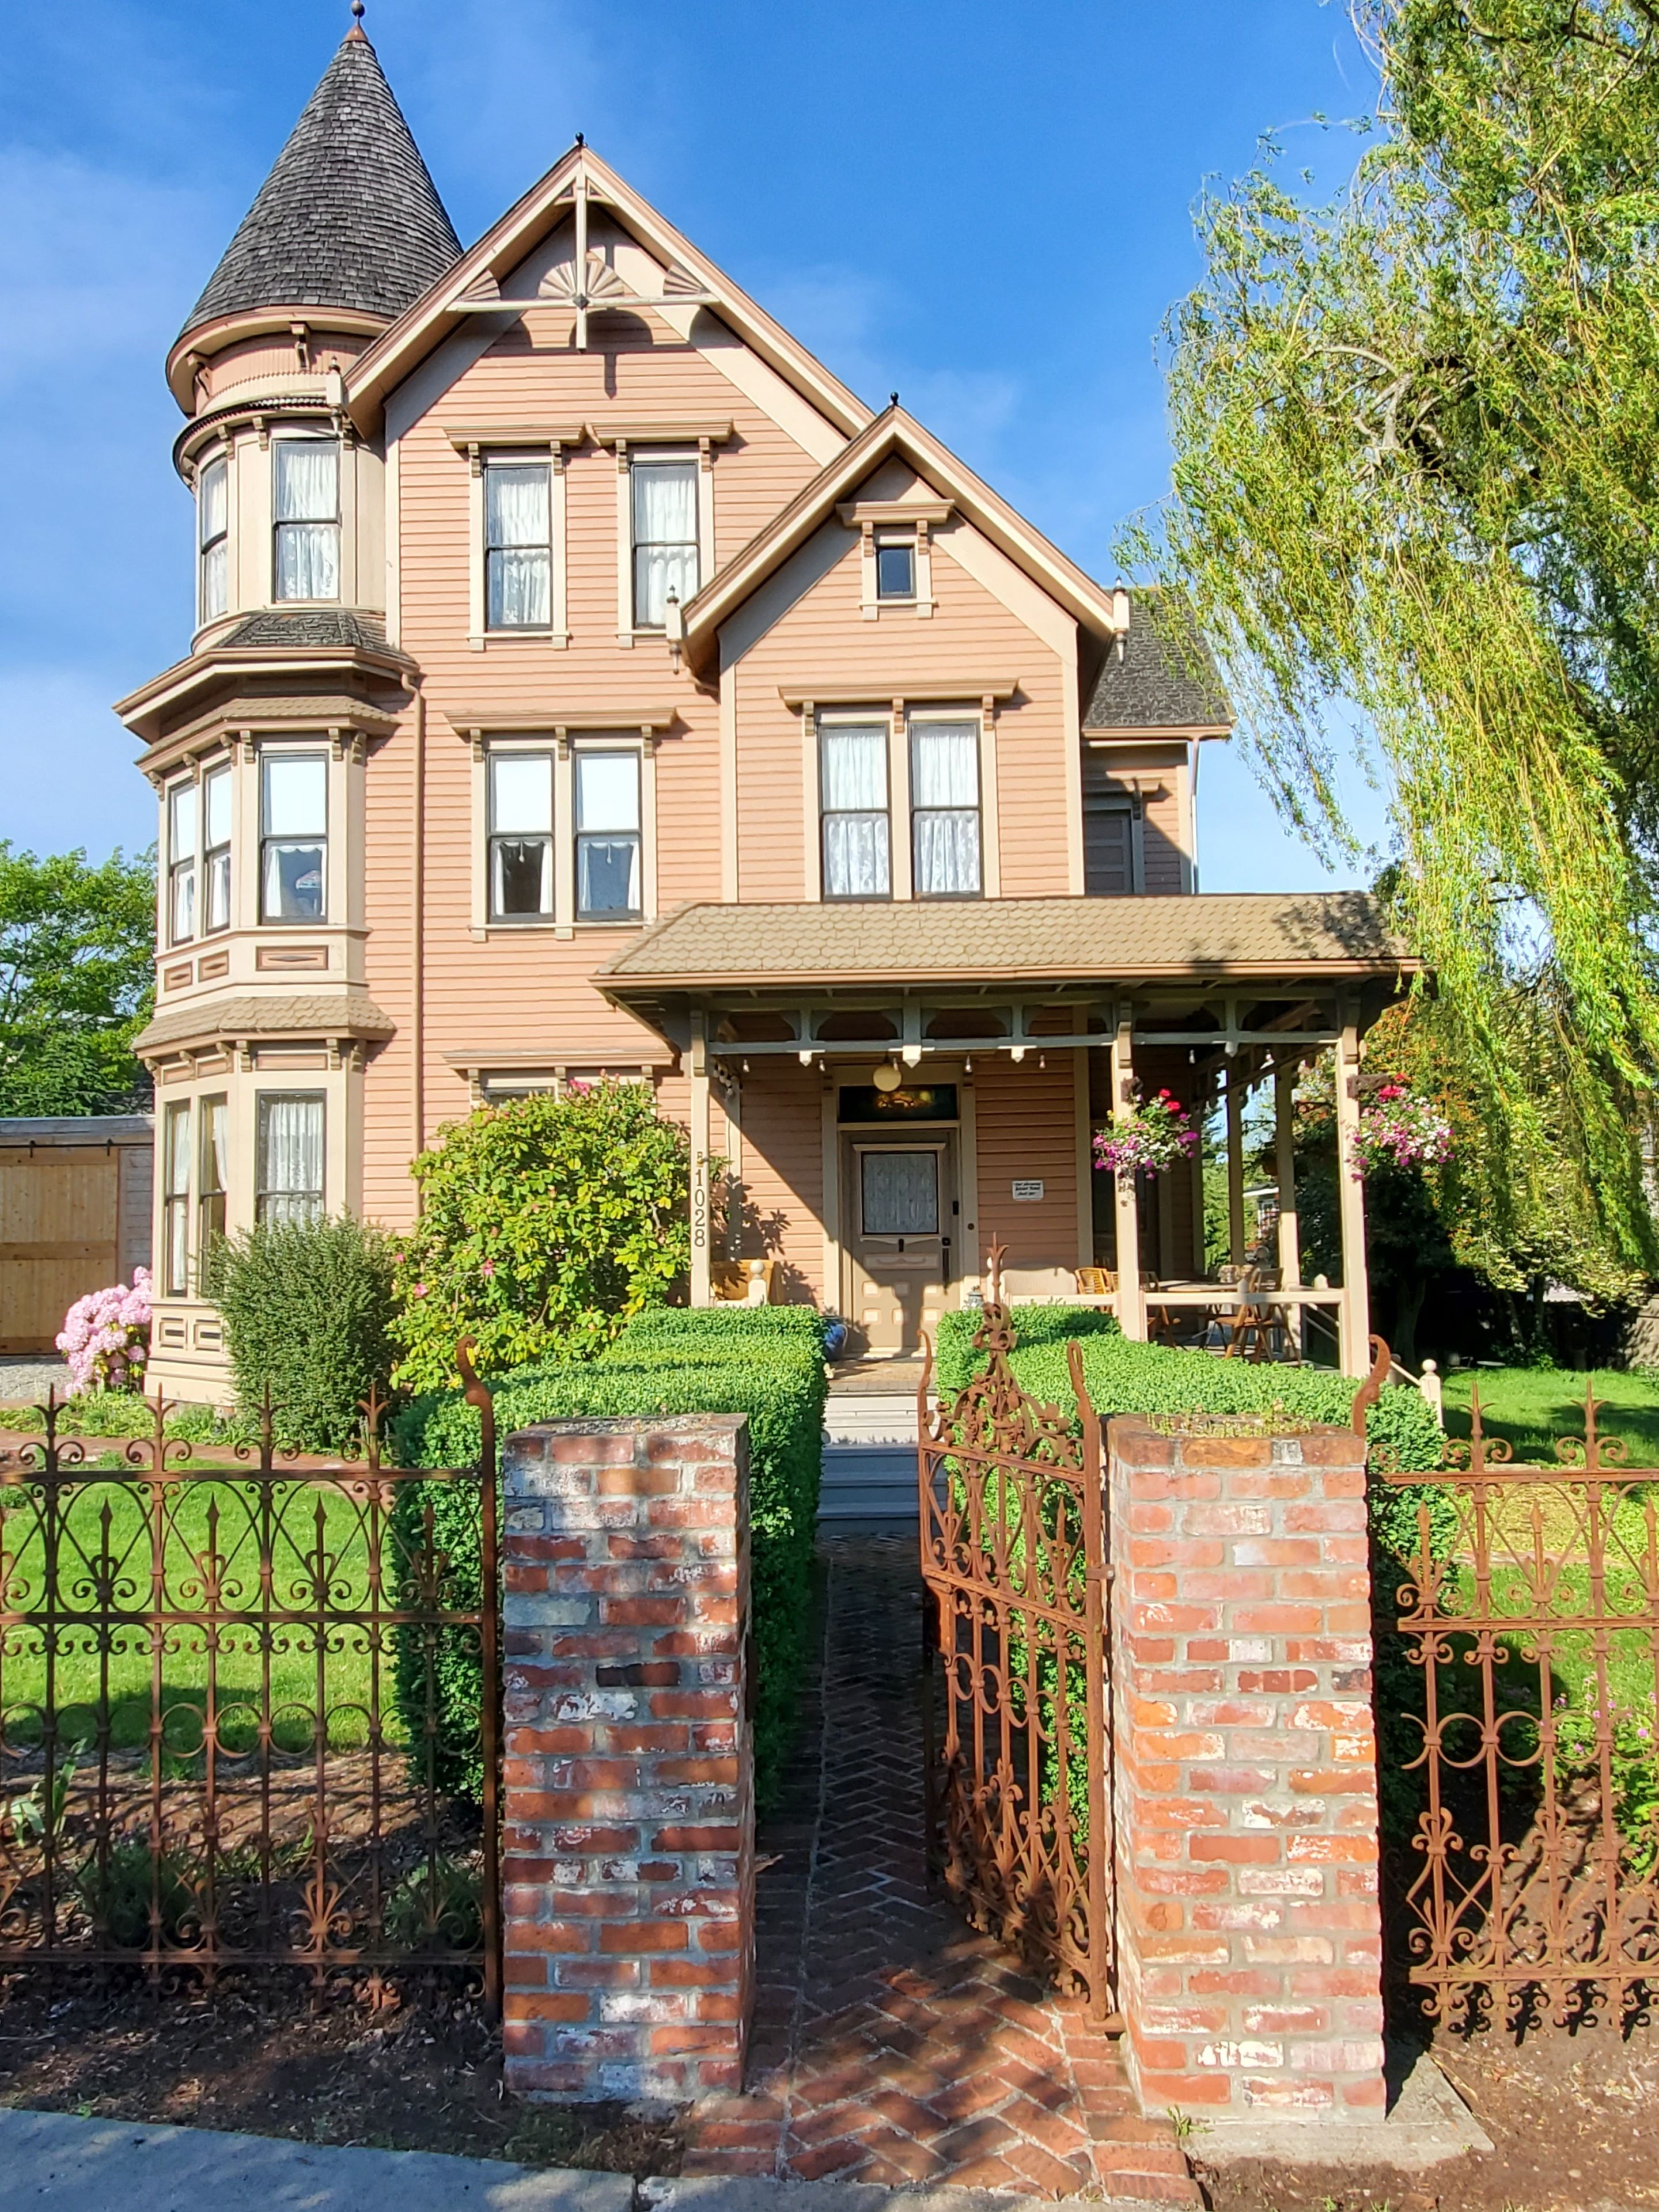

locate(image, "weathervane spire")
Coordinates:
348 0 366 38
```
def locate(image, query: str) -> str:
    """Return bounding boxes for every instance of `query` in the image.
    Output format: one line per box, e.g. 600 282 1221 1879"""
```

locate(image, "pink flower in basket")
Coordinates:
1092 1092 1200 1179
55 1266 153 1396
1351 1086 1453 1178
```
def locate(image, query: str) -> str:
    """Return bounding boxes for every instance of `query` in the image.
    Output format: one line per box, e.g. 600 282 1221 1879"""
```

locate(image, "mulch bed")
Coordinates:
0 1972 684 2177
1198 2016 1659 2212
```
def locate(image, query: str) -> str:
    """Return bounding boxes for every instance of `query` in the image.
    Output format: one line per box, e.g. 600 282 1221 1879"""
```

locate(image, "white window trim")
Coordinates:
268 427 345 608
856 522 937 620
166 776 198 948
471 730 657 939
254 1090 328 1224
908 711 987 903
164 753 236 947
196 446 231 629
614 442 711 646
801 700 997 903
465 442 569 651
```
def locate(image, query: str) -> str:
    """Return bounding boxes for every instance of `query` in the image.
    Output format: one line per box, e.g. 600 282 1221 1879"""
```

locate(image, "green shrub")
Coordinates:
204 1213 396 1452
934 1303 1121 1394
391 1311 826 1811
391 1082 692 1393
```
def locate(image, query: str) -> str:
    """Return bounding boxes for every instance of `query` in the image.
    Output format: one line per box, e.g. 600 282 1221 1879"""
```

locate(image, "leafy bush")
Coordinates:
391 1083 692 1394
205 1213 396 1452
391 1307 827 1811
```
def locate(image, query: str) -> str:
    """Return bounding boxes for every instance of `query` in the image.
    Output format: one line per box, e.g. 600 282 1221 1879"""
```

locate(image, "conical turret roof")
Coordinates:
180 27 461 342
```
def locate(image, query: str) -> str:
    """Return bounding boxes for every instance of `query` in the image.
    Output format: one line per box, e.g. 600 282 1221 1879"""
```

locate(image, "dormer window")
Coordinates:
875 534 915 601
272 435 340 602
198 454 229 624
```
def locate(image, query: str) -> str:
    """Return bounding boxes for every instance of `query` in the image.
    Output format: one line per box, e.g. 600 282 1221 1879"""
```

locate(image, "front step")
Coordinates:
823 1391 918 1445
818 1443 918 1523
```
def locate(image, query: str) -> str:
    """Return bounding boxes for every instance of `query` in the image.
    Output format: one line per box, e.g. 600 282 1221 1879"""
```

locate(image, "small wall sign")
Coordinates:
1011 1178 1044 1201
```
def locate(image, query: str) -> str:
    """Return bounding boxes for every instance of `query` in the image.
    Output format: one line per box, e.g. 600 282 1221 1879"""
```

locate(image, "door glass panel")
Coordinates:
861 1150 939 1237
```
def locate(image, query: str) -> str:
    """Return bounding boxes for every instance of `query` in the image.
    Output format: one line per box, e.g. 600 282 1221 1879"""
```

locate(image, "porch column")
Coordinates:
1333 1011 1372 1375
1274 1058 1301 1287
1110 1015 1144 1340
1225 1064 1247 1266
690 1011 713 1307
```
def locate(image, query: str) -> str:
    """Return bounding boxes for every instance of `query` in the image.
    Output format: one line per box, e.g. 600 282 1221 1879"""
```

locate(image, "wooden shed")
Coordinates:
0 1117 154 1354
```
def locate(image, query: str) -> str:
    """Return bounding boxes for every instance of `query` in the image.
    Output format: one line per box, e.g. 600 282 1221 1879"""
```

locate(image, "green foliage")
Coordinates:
391 1307 827 1811
391 1083 692 1393
1442 1363 1659 1460
0 844 156 1114
1127 0 1659 1260
205 1212 397 1452
75 1839 193 1948
934 1304 1120 1394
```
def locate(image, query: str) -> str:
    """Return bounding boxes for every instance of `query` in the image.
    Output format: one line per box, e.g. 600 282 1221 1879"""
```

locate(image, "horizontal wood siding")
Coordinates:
726 1060 825 1306
971 1059 1080 1289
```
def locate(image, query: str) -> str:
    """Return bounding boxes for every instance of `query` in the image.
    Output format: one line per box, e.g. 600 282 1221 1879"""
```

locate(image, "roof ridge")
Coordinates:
180 31 461 342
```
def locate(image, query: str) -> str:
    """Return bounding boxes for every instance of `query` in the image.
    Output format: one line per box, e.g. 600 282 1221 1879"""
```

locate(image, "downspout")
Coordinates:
411 679 425 1209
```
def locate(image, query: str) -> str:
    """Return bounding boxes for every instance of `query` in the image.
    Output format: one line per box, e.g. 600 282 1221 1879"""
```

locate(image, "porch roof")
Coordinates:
597 894 1416 996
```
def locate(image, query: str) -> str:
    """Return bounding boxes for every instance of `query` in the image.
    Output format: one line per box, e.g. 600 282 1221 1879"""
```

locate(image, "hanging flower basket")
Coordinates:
1092 1090 1200 1179
1351 1083 1453 1177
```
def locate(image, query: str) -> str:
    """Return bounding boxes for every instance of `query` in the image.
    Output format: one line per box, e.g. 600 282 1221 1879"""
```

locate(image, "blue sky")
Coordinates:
0 0 1391 885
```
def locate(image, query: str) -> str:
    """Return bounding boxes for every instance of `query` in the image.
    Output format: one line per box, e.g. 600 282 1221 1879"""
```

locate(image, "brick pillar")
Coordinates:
500 1414 754 2104
1108 1417 1384 2123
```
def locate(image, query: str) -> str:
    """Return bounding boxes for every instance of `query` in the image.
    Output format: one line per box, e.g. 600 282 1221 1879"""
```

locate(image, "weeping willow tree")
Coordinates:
1128 0 1659 1270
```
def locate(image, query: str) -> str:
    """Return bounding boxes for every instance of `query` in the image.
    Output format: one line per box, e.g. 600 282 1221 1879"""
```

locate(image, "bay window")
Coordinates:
168 781 198 944
162 1103 191 1296
485 462 552 628
488 750 554 919
256 1094 325 1225
272 436 340 602
820 723 891 899
575 750 642 920
202 764 232 934
911 720 982 898
198 454 229 623
631 458 698 628
198 1096 228 1256
260 752 328 923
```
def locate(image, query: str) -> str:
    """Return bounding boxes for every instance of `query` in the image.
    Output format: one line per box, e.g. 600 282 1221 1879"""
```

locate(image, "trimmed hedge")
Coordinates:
935 1304 1121 1394
391 1307 827 1810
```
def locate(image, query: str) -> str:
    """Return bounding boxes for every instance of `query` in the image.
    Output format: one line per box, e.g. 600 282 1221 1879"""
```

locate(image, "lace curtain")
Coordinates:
273 441 340 601
632 462 698 626
259 1097 324 1225
912 723 982 897
486 465 551 628
821 726 891 897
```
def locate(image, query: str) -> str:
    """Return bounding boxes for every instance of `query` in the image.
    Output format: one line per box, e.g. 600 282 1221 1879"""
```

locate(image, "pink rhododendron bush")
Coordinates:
56 1268 152 1395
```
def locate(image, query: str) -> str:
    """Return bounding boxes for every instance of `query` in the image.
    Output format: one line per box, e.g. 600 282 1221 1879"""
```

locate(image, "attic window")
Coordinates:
875 536 915 601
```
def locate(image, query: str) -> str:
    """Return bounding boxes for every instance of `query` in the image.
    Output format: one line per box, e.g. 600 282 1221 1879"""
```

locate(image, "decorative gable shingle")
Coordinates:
181 32 461 340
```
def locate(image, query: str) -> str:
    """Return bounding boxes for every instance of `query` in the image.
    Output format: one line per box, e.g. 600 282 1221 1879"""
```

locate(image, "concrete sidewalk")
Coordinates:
0 2106 1167 2212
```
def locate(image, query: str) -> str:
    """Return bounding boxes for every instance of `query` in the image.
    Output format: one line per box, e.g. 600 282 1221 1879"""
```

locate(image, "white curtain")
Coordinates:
199 458 228 620
632 462 698 626
169 782 197 943
861 1150 939 1236
912 723 982 896
202 1099 228 1194
274 440 339 601
260 1097 324 1225
487 466 551 627
203 768 231 931
821 726 890 897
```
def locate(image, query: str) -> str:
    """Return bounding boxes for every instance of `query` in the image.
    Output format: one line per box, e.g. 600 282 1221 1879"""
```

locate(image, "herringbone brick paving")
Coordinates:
680 1535 1197 2200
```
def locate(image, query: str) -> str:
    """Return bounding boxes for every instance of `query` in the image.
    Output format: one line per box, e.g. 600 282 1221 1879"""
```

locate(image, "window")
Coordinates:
260 752 327 923
272 437 340 601
198 1095 228 1259
1084 801 1137 897
488 751 554 919
861 1149 940 1237
631 458 698 628
168 781 198 944
199 454 229 623
163 1103 191 1297
202 764 232 933
875 535 915 601
256 1094 324 1225
911 721 982 898
485 462 551 628
820 723 891 899
575 751 642 920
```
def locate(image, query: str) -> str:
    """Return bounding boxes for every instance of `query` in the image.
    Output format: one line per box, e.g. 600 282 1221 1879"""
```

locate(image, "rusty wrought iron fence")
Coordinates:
1379 1383 1659 2028
917 1259 1115 2020
0 1349 500 2008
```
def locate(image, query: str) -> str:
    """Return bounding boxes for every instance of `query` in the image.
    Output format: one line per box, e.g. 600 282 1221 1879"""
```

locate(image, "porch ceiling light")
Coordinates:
798 1048 815 1064
1011 1045 1027 1063
900 1044 922 1067
872 1062 903 1092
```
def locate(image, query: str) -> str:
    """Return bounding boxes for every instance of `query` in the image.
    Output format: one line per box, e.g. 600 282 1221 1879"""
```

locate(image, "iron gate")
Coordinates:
917 1267 1114 2019
0 1346 501 2007
1380 1383 1659 2027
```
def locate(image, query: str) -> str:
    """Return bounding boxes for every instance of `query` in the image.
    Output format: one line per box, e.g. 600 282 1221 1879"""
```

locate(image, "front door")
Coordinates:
844 1138 955 1354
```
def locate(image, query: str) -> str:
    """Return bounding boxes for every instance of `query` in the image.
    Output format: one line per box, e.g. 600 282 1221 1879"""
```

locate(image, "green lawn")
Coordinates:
0 1471 417 1758
1440 1364 1659 1463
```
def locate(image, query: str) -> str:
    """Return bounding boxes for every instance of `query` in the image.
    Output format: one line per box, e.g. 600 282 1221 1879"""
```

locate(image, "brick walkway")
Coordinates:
681 1536 1196 2201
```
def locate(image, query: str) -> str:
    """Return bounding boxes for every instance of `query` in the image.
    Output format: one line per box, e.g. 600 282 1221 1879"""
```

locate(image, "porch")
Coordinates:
598 894 1418 1372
